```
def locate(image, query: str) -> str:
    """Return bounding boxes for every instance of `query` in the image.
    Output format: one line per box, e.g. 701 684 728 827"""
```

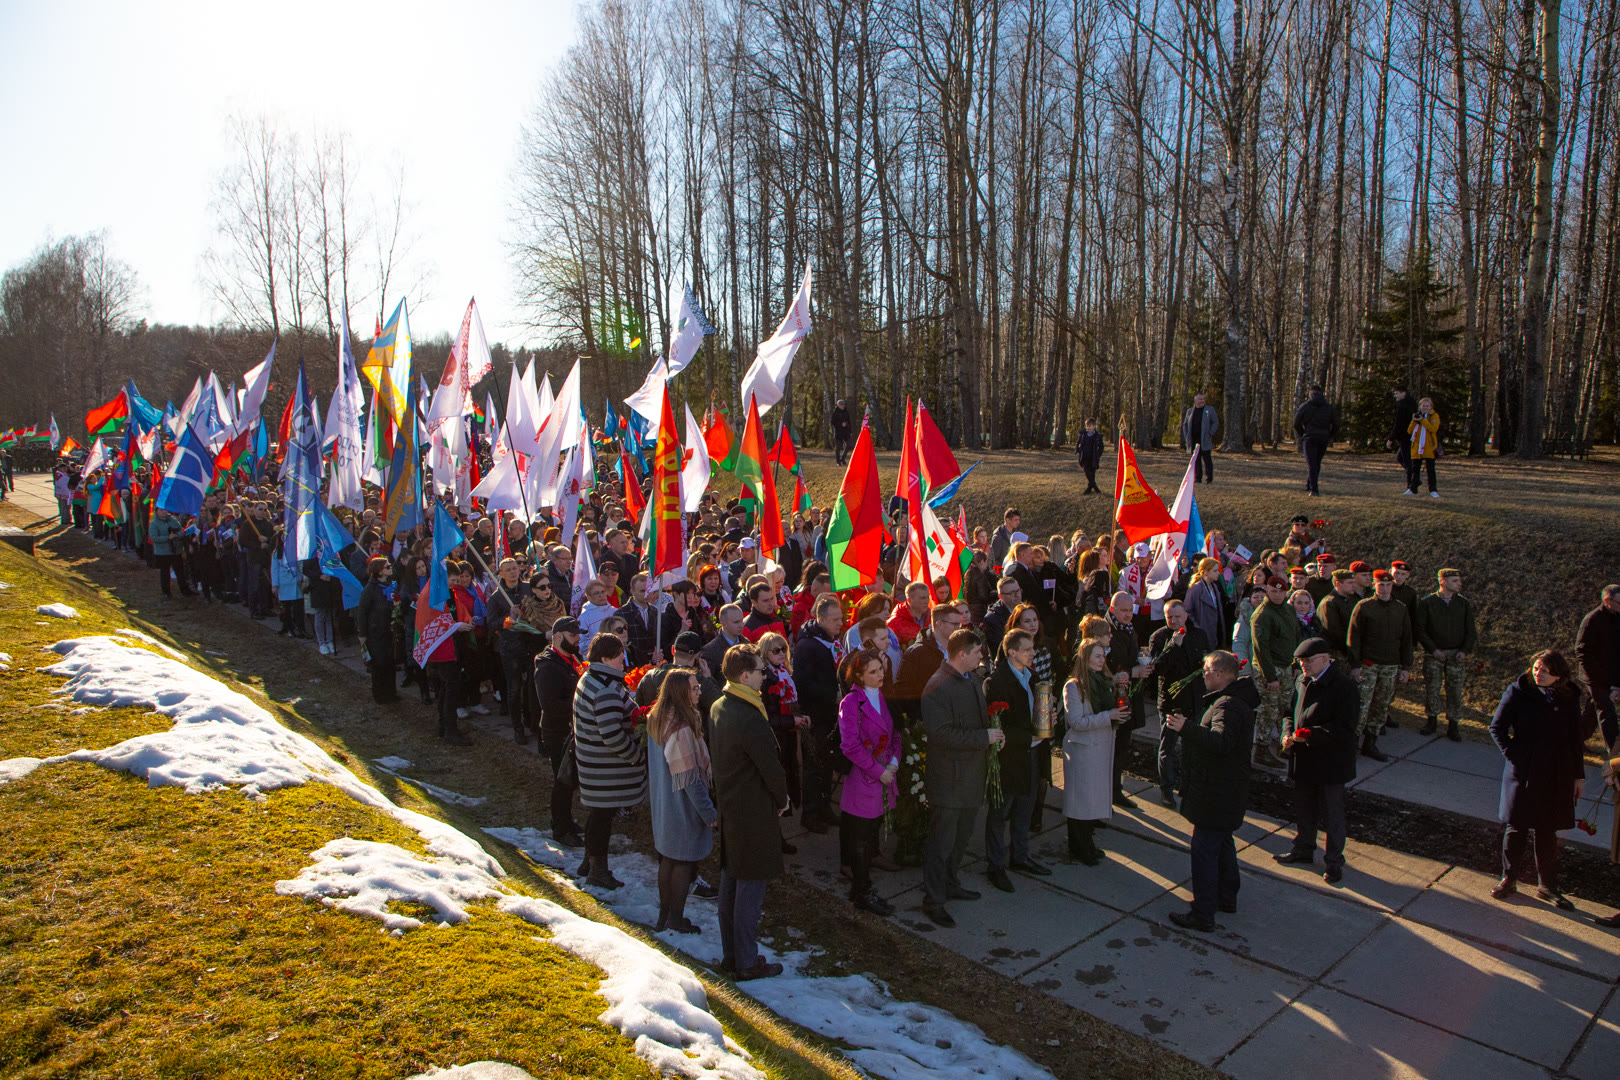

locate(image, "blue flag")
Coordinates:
605 397 621 439
282 360 322 566
428 500 463 610
925 459 980 509
312 501 365 609
382 375 423 539
1184 494 1207 567
124 379 164 435
155 424 213 516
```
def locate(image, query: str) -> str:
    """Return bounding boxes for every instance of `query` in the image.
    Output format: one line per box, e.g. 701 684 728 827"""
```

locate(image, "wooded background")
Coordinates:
5 0 1617 457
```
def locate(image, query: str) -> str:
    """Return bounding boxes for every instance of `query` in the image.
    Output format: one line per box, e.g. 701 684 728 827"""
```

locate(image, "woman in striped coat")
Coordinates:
572 633 647 889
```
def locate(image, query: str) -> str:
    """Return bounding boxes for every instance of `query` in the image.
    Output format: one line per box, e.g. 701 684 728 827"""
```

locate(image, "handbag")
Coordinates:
556 733 579 788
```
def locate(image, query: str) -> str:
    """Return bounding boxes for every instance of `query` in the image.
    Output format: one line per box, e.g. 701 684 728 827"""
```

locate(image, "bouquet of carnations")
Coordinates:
985 701 1008 803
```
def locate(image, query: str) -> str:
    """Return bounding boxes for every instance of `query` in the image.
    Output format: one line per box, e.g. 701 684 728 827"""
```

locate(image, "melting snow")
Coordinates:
0 757 43 785
407 1063 539 1080
274 838 506 932
113 628 187 660
36 604 79 619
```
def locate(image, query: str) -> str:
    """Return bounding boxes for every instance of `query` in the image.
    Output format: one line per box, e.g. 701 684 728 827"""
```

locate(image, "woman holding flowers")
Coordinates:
837 648 899 916
1062 639 1130 865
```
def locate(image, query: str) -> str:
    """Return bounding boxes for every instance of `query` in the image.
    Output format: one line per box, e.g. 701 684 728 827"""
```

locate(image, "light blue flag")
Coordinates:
312 501 365 609
926 459 980 509
428 500 463 610
155 424 213 517
1185 494 1207 568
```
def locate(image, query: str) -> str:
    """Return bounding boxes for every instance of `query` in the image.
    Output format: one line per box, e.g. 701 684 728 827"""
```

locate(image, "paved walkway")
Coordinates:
17 472 1620 1076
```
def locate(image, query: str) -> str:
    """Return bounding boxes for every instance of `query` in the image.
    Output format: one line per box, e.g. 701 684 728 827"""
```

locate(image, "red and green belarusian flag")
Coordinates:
732 395 784 554
85 391 129 436
620 448 646 523
702 402 739 472
0 430 15 450
769 420 812 513
825 413 883 590
646 389 686 584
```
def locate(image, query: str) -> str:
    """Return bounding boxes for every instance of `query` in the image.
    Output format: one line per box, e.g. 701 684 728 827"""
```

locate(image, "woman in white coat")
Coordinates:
1063 639 1130 864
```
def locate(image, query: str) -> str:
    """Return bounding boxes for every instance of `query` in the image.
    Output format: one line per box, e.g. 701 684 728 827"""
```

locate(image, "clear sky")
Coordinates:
0 0 577 348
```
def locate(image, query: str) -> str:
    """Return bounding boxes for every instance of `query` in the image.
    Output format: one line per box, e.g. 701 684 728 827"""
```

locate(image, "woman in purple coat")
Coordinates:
838 648 900 917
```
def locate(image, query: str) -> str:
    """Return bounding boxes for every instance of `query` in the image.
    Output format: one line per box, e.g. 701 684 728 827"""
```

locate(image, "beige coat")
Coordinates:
1062 679 1116 822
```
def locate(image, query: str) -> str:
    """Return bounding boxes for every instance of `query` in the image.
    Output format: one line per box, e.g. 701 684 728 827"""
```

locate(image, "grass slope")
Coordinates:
0 542 850 1080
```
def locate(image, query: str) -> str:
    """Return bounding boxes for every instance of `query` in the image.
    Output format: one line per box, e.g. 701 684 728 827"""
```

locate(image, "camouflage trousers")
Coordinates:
1254 680 1291 748
1357 664 1400 737
1423 652 1467 719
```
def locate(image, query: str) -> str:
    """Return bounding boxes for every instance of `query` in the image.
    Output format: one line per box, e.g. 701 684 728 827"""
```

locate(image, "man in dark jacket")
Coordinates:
534 617 586 847
613 572 659 666
981 576 1024 655
792 596 846 833
1305 554 1338 605
700 604 747 679
1249 577 1301 770
1276 639 1362 883
1105 591 1151 807
1314 570 1359 661
1076 419 1105 493
893 605 962 724
1347 569 1414 761
636 631 721 718
1414 568 1479 741
710 643 789 981
1149 600 1211 807
1291 385 1339 497
982 629 1050 891
920 629 1003 927
1575 584 1620 749
356 556 398 704
1386 387 1419 486
1180 393 1219 484
831 399 853 464
1163 650 1257 931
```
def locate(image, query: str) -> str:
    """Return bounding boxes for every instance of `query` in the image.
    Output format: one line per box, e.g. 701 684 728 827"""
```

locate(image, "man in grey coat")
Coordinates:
1180 392 1220 484
920 628 1006 928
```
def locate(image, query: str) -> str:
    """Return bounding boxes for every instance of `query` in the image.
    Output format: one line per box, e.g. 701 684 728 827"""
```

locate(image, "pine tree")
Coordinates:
1352 247 1466 448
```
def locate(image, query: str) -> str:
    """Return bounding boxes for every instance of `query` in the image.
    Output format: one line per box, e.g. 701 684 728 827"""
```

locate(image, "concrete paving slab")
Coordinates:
1107 796 1287 853
1560 764 1614 849
1567 983 1620 1080
1352 759 1501 822
1403 865 1620 979
1019 914 1307 1064
1241 828 1448 913
1407 737 1508 779
887 877 1124 977
1137 870 1386 979
1027 828 1190 912
1220 985 1551 1080
1327 918 1609 1066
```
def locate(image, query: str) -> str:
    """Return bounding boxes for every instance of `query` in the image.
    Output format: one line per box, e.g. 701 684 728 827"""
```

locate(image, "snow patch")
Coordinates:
114 628 187 660
373 756 414 770
500 895 762 1080
274 838 506 932
407 1063 540 1080
36 604 79 619
391 773 487 808
0 757 43 785
0 652 12 662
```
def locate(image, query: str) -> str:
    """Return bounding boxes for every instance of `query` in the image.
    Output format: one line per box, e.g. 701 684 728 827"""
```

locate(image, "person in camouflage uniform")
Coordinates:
1347 569 1413 762
1413 568 1478 743
1249 575 1302 771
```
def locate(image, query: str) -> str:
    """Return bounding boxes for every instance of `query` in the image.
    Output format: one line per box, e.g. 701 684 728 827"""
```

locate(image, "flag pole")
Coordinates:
487 354 534 524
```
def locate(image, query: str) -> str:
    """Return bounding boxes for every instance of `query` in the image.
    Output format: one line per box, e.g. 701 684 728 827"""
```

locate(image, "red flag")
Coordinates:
736 396 785 553
914 402 962 492
621 449 646 523
85 391 129 436
275 393 296 463
893 396 914 504
768 420 800 473
648 389 685 579
1113 436 1179 543
905 416 927 583
825 415 882 590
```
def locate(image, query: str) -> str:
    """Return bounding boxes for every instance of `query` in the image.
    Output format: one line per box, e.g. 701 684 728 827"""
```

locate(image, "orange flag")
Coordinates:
1113 436 1178 543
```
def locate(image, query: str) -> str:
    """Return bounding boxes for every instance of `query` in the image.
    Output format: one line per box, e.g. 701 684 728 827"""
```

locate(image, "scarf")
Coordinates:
1087 669 1117 715
767 662 799 710
662 722 712 792
724 681 769 720
530 589 567 631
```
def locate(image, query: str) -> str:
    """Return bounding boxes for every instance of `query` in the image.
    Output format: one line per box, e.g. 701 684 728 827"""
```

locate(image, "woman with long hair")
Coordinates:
1062 639 1130 864
837 648 899 916
1078 548 1111 617
756 631 804 815
646 668 717 933
1489 649 1597 909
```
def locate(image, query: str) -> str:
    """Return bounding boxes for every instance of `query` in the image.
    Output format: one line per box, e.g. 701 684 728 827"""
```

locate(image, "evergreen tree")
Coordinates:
1352 247 1465 448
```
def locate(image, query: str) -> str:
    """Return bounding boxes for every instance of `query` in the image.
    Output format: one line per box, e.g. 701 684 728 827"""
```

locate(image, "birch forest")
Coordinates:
511 0 1620 457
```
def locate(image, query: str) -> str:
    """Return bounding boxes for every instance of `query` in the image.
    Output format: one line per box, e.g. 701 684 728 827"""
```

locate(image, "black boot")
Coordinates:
1360 733 1389 762
1419 716 1438 736
1446 719 1462 742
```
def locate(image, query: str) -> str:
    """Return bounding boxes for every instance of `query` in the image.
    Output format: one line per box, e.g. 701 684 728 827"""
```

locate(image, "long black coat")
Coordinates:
1179 677 1259 831
791 625 842 727
984 663 1036 798
1284 662 1361 786
1490 675 1595 830
711 690 789 880
355 581 394 644
1105 615 1145 730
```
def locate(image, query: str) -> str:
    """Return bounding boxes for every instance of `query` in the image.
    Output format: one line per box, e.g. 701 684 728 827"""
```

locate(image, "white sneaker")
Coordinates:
469 703 491 716
457 708 469 720
1401 489 1414 495
1429 491 1439 498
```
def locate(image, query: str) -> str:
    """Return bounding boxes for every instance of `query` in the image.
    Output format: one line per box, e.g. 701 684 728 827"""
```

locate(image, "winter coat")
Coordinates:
1348 597 1414 668
1231 598 1257 663
984 662 1037 799
1415 592 1478 654
886 602 928 649
1180 404 1220 451
921 664 994 809
1408 411 1441 459
302 558 337 611
1388 394 1419 445
838 689 899 819
534 645 584 754
1292 391 1340 444
1061 678 1117 821
1283 661 1361 786
1148 624 1211 717
272 554 304 602
1576 605 1620 693
792 623 843 727
356 581 394 643
1250 598 1302 684
1184 579 1226 650
1490 674 1595 831
1180 677 1260 832
647 733 717 862
572 663 647 810
1077 430 1105 467
711 688 789 880
1316 591 1359 657
149 515 179 556
894 633 948 720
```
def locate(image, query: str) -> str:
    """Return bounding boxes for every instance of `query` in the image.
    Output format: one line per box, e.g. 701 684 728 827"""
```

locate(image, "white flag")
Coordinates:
570 515 596 614
624 358 668 425
80 438 107 479
664 278 715 376
681 403 710 514
235 343 276 438
49 414 60 450
536 359 583 505
326 309 366 511
740 263 812 415
1146 451 1199 606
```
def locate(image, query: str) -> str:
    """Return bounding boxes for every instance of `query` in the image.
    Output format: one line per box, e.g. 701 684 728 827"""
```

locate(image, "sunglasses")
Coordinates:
769 647 786 655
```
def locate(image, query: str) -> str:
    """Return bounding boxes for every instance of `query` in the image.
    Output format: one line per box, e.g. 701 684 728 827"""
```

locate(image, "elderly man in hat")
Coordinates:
1347 569 1413 762
1275 638 1361 883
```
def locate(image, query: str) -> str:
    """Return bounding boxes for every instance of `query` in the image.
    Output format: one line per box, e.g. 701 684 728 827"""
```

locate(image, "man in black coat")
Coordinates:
1291 384 1340 497
613 572 659 667
893 605 962 725
982 629 1050 891
831 399 853 464
1275 638 1360 883
1163 650 1257 932
1386 387 1419 486
981 576 1024 656
1105 591 1152 807
1575 584 1620 749
1148 600 1212 808
792 596 846 832
1076 419 1105 493
534 617 586 847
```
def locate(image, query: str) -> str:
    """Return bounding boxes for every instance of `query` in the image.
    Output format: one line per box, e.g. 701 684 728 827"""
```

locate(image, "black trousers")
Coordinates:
369 640 397 703
584 806 615 859
1503 823 1561 890
775 727 802 809
428 660 463 737
1195 447 1213 482
800 718 835 823
1082 463 1101 493
1290 780 1346 869
156 553 179 595
545 726 579 835
1066 818 1100 856
501 651 539 737
1304 438 1328 495
842 811 882 899
1112 717 1142 797
1189 826 1239 918
1405 457 1437 493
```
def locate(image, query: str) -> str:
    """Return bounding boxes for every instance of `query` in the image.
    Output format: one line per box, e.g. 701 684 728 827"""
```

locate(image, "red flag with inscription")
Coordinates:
1113 436 1178 543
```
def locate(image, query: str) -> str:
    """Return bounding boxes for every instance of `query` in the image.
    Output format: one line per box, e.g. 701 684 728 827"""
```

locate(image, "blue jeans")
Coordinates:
1189 826 1239 919
718 872 768 971
984 789 1035 870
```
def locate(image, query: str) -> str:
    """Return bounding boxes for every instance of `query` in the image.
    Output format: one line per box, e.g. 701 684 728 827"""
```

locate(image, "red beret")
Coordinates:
1373 569 1392 582
1390 560 1410 571
1349 561 1372 573
1318 553 1337 563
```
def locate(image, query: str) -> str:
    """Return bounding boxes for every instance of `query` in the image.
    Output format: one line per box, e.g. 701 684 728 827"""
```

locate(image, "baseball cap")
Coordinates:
673 631 704 654
1129 542 1151 558
551 616 581 635
738 537 756 550
1349 561 1371 573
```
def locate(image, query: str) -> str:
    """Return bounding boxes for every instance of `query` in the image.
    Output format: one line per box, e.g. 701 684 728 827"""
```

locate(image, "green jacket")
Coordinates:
1250 599 1301 683
1414 591 1478 654
1315 591 1359 655
1348 597 1414 668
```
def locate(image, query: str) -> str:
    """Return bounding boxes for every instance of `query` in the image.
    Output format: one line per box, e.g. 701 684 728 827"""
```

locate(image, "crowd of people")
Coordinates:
40 435 1620 970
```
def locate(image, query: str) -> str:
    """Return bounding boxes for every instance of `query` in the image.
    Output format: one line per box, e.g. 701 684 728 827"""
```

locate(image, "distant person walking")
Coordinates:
1292 385 1340 497
1387 388 1418 490
1180 392 1219 484
1076 419 1105 494
1404 397 1441 498
831 399 853 465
